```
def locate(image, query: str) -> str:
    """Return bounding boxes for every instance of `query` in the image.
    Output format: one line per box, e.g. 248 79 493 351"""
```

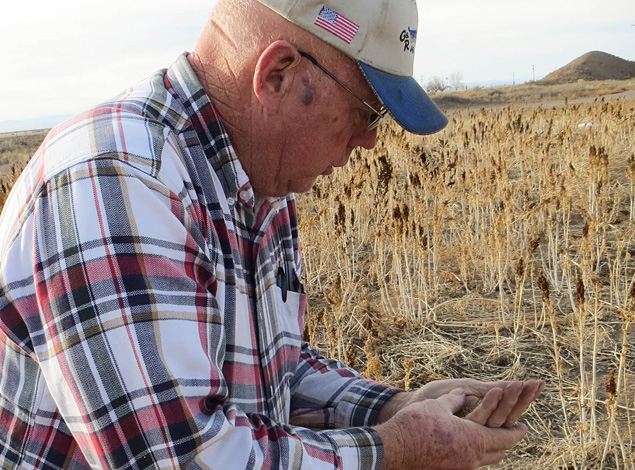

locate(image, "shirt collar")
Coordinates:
166 53 255 209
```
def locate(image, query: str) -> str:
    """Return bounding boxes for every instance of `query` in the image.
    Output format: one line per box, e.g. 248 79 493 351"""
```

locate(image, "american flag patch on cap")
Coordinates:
314 6 359 44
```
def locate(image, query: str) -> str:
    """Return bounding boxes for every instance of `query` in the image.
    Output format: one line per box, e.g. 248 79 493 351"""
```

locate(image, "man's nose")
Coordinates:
348 126 378 150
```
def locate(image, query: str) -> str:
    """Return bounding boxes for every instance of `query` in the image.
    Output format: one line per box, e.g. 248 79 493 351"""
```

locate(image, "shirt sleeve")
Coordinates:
29 154 385 470
289 343 402 430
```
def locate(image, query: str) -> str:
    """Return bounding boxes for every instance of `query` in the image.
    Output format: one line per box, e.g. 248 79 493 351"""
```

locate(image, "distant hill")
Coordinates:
541 51 635 84
0 114 71 134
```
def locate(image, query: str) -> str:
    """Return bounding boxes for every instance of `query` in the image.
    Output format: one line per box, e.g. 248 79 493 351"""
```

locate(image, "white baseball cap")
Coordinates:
255 0 448 135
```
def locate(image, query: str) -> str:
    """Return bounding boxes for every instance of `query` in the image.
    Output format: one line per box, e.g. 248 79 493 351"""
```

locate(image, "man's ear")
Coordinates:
253 40 302 110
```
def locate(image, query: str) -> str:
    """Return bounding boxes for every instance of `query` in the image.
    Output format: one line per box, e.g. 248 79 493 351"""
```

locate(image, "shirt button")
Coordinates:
227 197 236 207
239 190 250 201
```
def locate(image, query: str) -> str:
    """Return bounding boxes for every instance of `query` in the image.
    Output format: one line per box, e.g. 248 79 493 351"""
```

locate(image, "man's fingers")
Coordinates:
480 380 545 428
465 388 502 425
502 380 545 428
485 382 522 427
438 379 546 428
533 380 546 399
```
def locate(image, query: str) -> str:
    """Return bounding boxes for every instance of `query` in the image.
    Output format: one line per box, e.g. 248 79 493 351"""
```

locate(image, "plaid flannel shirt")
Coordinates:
0 54 399 469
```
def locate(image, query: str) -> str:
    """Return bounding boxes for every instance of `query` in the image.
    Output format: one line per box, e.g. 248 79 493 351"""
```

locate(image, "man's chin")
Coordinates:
254 178 317 198
289 177 319 195
321 166 334 176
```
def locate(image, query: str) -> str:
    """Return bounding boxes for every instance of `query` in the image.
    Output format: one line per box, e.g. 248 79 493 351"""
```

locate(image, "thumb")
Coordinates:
437 389 467 414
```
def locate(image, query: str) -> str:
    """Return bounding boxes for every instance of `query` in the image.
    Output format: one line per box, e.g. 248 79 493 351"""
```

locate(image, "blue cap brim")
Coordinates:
358 62 448 135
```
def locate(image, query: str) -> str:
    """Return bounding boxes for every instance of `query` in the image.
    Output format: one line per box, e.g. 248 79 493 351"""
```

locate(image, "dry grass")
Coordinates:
0 130 48 171
299 98 635 469
433 78 635 109
2 88 635 469
0 130 46 210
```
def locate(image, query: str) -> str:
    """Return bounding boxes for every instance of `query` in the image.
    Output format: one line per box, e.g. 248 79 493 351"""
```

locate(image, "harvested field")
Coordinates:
298 96 635 469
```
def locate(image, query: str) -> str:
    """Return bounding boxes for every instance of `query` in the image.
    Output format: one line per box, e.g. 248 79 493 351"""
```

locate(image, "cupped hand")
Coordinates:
463 380 545 428
376 389 529 470
379 378 545 428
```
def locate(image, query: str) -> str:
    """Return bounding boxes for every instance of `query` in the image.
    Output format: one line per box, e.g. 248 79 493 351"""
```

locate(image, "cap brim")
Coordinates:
358 62 448 135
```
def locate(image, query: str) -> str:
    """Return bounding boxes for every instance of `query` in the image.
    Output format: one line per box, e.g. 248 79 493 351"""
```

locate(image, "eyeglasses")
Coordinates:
298 50 387 131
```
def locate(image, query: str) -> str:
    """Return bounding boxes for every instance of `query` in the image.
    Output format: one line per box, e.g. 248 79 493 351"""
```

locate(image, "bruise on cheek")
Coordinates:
301 80 315 105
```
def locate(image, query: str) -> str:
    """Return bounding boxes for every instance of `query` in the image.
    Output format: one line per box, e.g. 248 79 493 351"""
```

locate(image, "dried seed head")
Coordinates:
515 258 525 278
605 368 617 401
402 204 410 223
403 358 415 391
392 205 402 221
364 355 383 381
376 154 393 194
575 276 585 308
624 281 635 320
409 173 422 188
392 205 405 236
345 338 358 371
537 271 550 303
334 201 346 234
529 237 540 253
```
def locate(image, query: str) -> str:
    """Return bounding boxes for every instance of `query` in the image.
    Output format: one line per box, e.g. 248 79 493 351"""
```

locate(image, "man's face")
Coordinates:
252 55 381 197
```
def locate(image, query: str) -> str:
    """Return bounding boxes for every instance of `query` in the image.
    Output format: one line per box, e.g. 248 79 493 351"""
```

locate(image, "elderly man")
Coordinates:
0 0 543 468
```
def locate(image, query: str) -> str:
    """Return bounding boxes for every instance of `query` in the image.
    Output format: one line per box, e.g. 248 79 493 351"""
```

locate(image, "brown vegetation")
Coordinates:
299 97 635 469
433 78 635 110
0 130 47 209
0 130 48 173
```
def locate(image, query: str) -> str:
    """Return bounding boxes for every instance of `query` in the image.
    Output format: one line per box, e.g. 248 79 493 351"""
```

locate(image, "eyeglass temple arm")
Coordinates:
297 50 384 114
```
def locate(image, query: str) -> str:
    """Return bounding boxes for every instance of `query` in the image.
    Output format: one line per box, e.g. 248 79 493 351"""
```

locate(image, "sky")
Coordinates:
1 0 633 124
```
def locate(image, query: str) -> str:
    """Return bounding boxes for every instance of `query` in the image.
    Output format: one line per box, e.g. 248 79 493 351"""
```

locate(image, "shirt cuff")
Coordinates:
325 426 384 470
335 379 403 428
